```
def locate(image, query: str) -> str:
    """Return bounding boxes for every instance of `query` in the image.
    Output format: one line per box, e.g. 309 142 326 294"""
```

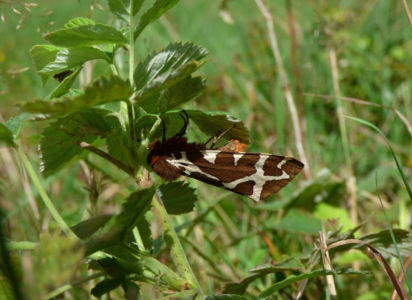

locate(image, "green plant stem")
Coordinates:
152 190 205 299
127 1 136 142
17 146 77 239
46 271 104 299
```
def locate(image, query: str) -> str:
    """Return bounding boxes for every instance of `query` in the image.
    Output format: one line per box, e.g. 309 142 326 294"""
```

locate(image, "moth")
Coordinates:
147 112 304 201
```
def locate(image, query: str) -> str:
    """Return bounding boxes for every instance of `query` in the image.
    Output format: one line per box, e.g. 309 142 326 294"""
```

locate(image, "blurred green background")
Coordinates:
1 0 411 298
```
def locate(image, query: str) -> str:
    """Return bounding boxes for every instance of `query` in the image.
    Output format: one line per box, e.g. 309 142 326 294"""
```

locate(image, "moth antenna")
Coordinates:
209 125 235 149
161 118 166 144
176 110 189 140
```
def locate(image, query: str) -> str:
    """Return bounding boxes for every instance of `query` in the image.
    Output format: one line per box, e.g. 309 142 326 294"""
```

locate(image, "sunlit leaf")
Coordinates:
187 109 250 144
134 42 207 102
134 0 179 39
21 75 131 117
45 24 128 47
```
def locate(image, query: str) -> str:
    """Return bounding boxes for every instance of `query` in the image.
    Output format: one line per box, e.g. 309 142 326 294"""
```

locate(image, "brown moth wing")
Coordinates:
167 150 304 201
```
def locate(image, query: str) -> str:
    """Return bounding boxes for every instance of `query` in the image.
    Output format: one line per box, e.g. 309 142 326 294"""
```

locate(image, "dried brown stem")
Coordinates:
305 93 412 137
79 142 135 177
255 0 311 179
401 0 412 27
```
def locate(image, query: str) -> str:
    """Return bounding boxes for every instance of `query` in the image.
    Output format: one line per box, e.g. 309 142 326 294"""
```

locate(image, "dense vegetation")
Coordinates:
0 0 411 299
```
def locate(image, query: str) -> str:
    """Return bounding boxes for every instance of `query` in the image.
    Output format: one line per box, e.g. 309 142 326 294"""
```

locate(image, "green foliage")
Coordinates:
2 0 411 299
159 182 198 215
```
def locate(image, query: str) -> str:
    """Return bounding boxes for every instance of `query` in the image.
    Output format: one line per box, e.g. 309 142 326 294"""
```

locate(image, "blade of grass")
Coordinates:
346 115 412 296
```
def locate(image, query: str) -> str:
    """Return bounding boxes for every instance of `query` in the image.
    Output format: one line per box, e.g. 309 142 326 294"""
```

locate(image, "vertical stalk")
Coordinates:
17 146 77 239
328 49 358 228
152 191 205 299
255 0 311 180
128 1 136 142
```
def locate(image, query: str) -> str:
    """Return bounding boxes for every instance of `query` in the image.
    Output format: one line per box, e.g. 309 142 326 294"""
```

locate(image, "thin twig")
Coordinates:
328 49 359 231
319 230 337 299
79 142 135 177
305 93 412 137
401 0 412 27
255 0 311 180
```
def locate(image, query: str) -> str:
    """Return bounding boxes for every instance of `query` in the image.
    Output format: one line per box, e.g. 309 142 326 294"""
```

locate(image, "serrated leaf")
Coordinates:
64 17 95 28
39 109 113 176
71 215 113 239
134 0 179 39
134 42 208 102
50 66 82 98
159 182 198 215
361 229 412 258
274 209 322 235
224 259 304 294
85 188 154 255
259 269 366 298
38 47 110 77
108 0 143 21
91 277 124 297
45 24 128 47
206 295 252 300
21 75 131 117
0 123 15 147
186 110 250 144
114 188 154 239
138 75 206 113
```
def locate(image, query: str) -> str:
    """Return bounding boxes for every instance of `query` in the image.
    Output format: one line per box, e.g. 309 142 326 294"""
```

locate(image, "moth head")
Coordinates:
147 140 162 166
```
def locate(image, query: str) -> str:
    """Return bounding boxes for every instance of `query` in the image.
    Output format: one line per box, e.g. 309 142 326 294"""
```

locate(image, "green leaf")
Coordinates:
45 24 128 47
6 113 31 139
274 209 322 235
224 259 304 294
360 229 412 258
85 188 154 255
134 42 208 102
39 109 113 176
49 67 82 98
38 47 110 77
108 0 144 21
138 75 206 113
91 277 124 297
64 17 95 28
71 215 113 239
134 0 179 39
21 75 132 117
0 123 15 147
159 182 198 215
30 44 61 83
206 295 252 300
187 109 250 144
259 269 367 298
114 188 154 240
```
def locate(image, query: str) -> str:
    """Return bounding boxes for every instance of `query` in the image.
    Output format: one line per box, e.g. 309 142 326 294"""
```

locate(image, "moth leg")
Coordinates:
176 110 189 140
208 125 234 149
